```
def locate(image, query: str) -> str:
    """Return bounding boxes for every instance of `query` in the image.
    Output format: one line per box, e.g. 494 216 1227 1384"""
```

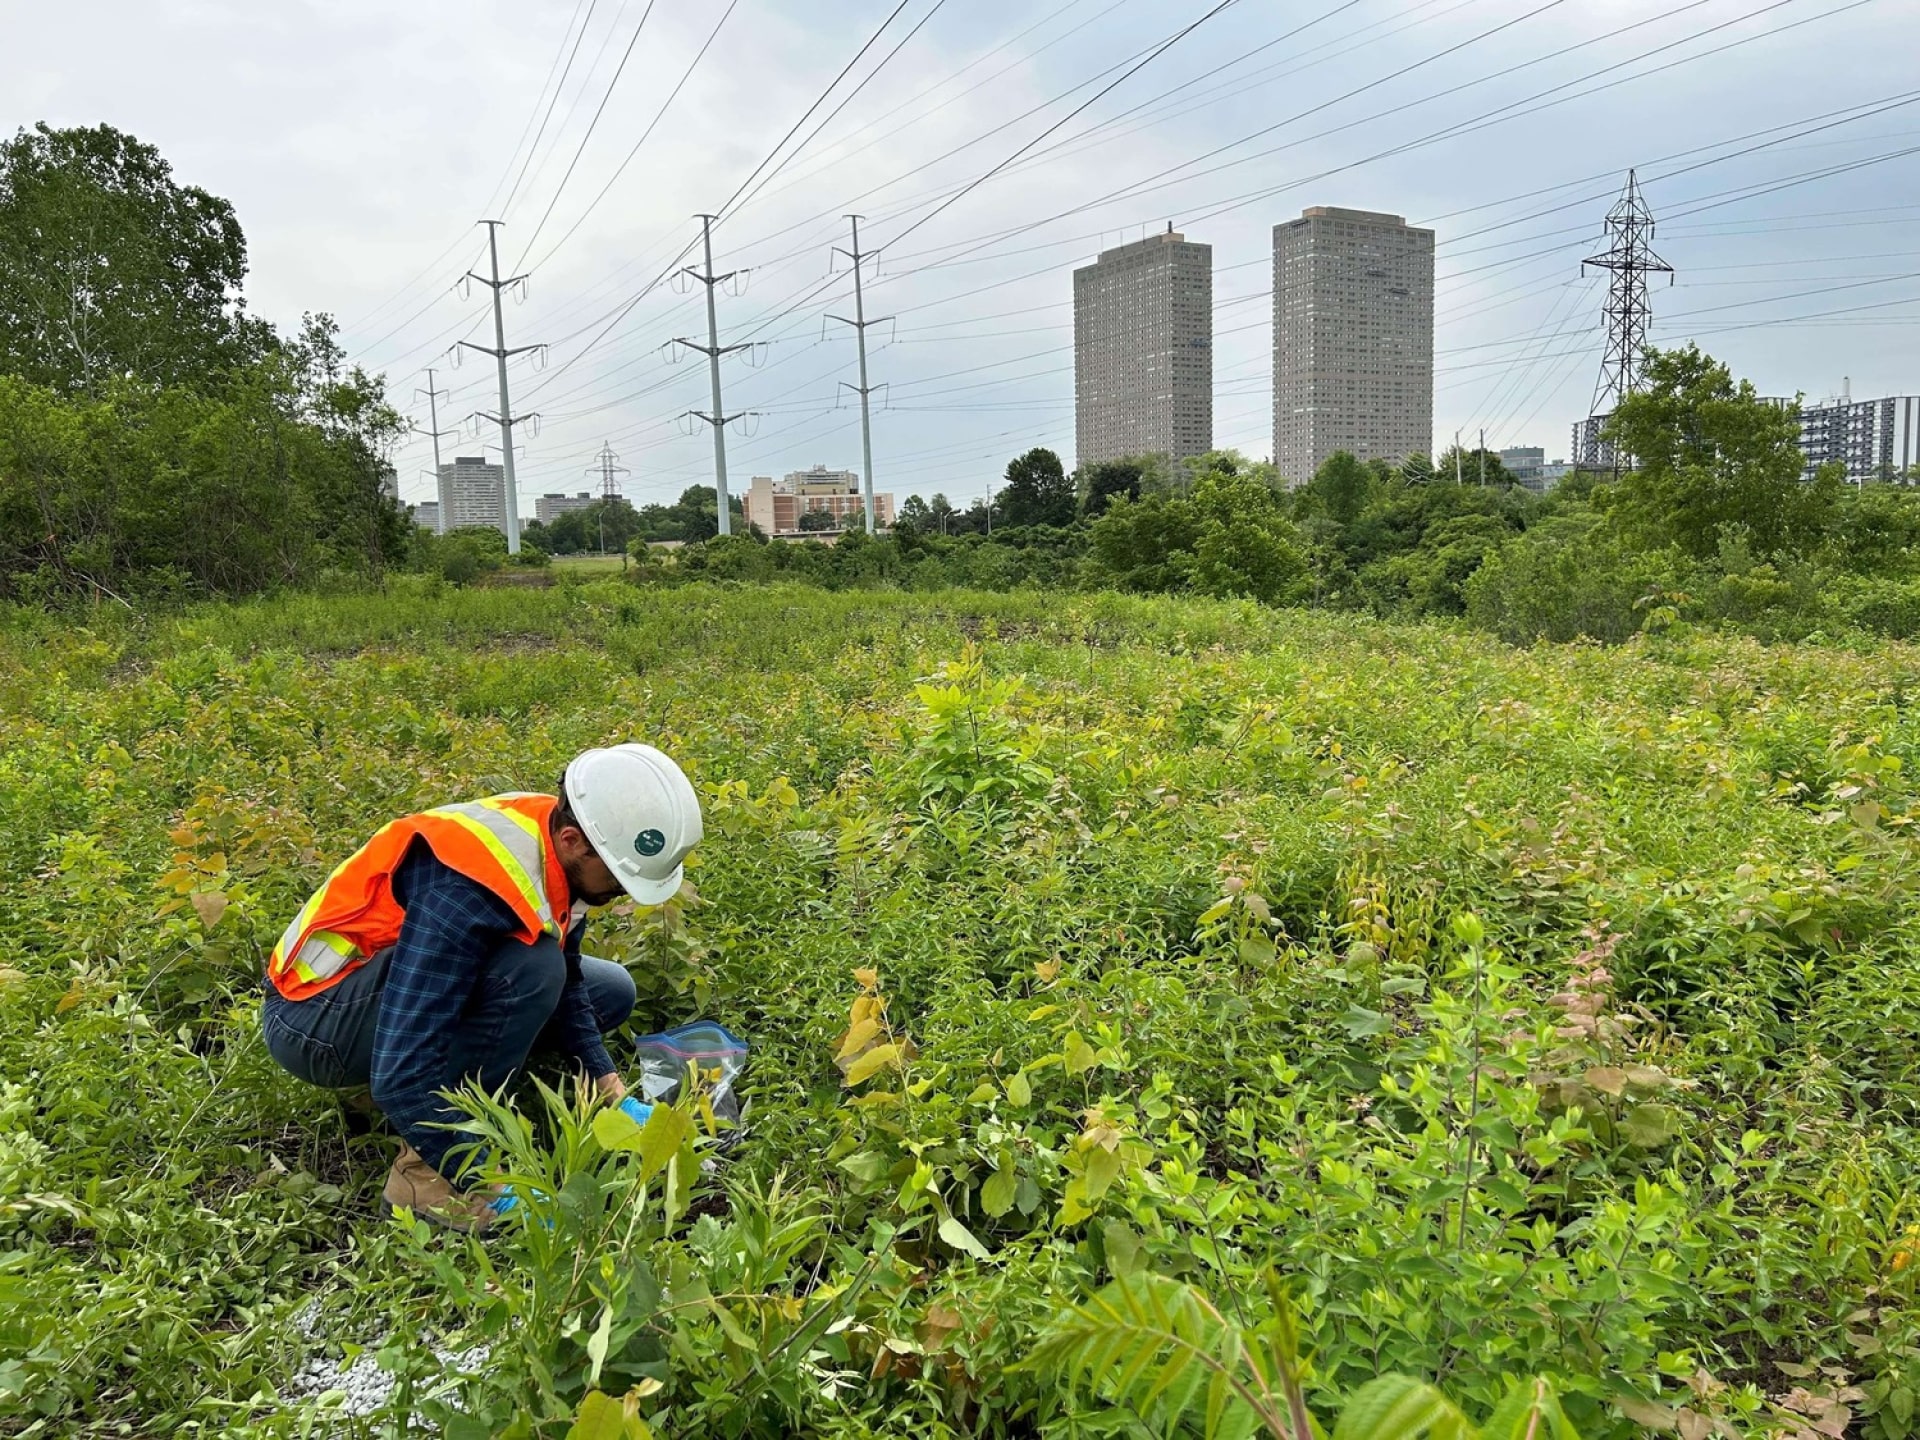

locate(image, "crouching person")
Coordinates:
260 744 702 1232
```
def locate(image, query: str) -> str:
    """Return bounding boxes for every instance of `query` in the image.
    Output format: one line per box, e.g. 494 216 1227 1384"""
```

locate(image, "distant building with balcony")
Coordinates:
1073 227 1213 469
744 466 895 537
437 455 508 535
535 491 596 524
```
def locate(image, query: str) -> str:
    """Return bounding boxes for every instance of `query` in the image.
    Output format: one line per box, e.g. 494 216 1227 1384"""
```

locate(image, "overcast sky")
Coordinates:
9 0 1918 511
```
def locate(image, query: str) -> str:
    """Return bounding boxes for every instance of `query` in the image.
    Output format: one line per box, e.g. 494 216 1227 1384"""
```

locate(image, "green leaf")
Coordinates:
1620 1102 1683 1148
1197 898 1235 926
1341 1004 1391 1039
1005 1070 1033 1106
1334 1374 1472 1440
837 1149 891 1186
1479 1377 1580 1440
981 1164 1018 1218
1081 1145 1123 1201
635 1103 695 1184
938 1213 992 1259
592 1106 643 1152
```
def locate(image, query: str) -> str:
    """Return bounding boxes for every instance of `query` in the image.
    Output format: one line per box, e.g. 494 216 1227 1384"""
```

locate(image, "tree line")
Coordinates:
0 123 411 603
644 346 1920 647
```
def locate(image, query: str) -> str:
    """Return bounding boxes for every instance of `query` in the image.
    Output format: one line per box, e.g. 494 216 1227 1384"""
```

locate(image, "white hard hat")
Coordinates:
563 744 703 905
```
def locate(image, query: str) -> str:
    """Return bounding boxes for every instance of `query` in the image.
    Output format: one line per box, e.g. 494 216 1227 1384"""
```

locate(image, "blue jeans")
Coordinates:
261 934 636 1097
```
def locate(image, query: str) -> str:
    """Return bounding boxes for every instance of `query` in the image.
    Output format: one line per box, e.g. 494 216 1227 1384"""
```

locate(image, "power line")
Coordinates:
510 0 662 269
525 0 744 271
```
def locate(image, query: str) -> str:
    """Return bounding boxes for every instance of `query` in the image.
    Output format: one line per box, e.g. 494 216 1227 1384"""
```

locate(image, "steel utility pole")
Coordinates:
459 221 542 554
673 215 750 537
1455 430 1462 486
414 368 457 534
1479 427 1486 486
586 441 629 555
829 215 891 533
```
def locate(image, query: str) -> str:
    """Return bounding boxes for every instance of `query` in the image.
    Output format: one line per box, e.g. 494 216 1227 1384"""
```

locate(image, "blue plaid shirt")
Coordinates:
374 840 615 1173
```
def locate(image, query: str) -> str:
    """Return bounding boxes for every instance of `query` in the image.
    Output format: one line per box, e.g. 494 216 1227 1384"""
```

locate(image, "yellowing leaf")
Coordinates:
1063 1031 1099 1075
853 966 879 990
567 1391 624 1440
1584 1066 1628 1097
191 891 228 930
835 1016 882 1061
0 966 28 988
56 978 87 1014
1034 958 1062 983
846 1043 903 1086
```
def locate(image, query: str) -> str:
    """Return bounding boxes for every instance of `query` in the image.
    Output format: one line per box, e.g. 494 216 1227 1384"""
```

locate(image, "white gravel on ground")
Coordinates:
283 1298 490 1420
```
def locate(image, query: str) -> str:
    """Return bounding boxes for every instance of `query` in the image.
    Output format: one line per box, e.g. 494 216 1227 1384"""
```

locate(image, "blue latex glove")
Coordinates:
619 1096 654 1127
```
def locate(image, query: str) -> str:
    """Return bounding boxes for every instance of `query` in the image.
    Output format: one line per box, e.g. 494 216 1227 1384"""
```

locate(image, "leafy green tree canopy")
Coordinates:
1608 344 1841 559
999 447 1075 528
0 123 263 395
1080 459 1146 519
1308 450 1376 527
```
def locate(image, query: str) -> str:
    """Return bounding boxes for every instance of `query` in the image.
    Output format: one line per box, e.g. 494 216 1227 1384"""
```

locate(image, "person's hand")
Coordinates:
595 1072 626 1103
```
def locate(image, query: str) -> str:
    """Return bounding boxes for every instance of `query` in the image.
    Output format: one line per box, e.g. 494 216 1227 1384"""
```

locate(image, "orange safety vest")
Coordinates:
267 793 578 1002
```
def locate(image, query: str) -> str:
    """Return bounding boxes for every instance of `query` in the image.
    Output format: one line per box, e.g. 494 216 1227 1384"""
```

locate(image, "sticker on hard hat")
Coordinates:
635 829 666 857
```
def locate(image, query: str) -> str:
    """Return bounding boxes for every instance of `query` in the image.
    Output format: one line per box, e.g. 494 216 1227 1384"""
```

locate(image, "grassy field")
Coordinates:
551 554 631 576
6 579 1920 1437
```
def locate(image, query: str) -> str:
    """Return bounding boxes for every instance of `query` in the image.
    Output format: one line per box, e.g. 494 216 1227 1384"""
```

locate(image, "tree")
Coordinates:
1607 344 1841 560
797 506 838 533
1399 453 1436 485
1081 459 1145 519
999 447 1074 528
0 123 264 395
927 493 957 535
1433 445 1518 489
1085 455 1306 605
1307 450 1375 528
897 494 932 530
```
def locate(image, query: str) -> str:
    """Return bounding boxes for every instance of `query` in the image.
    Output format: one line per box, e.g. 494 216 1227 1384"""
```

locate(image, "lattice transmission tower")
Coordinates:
589 441 628 502
1574 171 1673 471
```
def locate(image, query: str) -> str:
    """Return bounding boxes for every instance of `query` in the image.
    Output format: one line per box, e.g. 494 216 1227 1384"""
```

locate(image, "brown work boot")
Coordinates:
383 1142 497 1234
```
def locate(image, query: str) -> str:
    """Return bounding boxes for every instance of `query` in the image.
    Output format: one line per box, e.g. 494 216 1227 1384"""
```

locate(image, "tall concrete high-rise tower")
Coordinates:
1074 228 1212 469
1272 207 1433 487
437 455 508 535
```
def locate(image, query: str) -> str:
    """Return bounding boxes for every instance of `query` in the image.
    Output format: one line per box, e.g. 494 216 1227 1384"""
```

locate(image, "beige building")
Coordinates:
436 455 507 535
535 491 595 524
1272 207 1433 487
1073 228 1212 468
745 466 896 537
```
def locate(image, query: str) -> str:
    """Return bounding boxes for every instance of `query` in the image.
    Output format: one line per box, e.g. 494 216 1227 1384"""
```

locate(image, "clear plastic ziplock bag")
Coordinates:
630 1021 750 1146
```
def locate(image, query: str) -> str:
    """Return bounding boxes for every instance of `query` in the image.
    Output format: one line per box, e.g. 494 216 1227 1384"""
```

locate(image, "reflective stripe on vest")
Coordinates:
267 793 570 1001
